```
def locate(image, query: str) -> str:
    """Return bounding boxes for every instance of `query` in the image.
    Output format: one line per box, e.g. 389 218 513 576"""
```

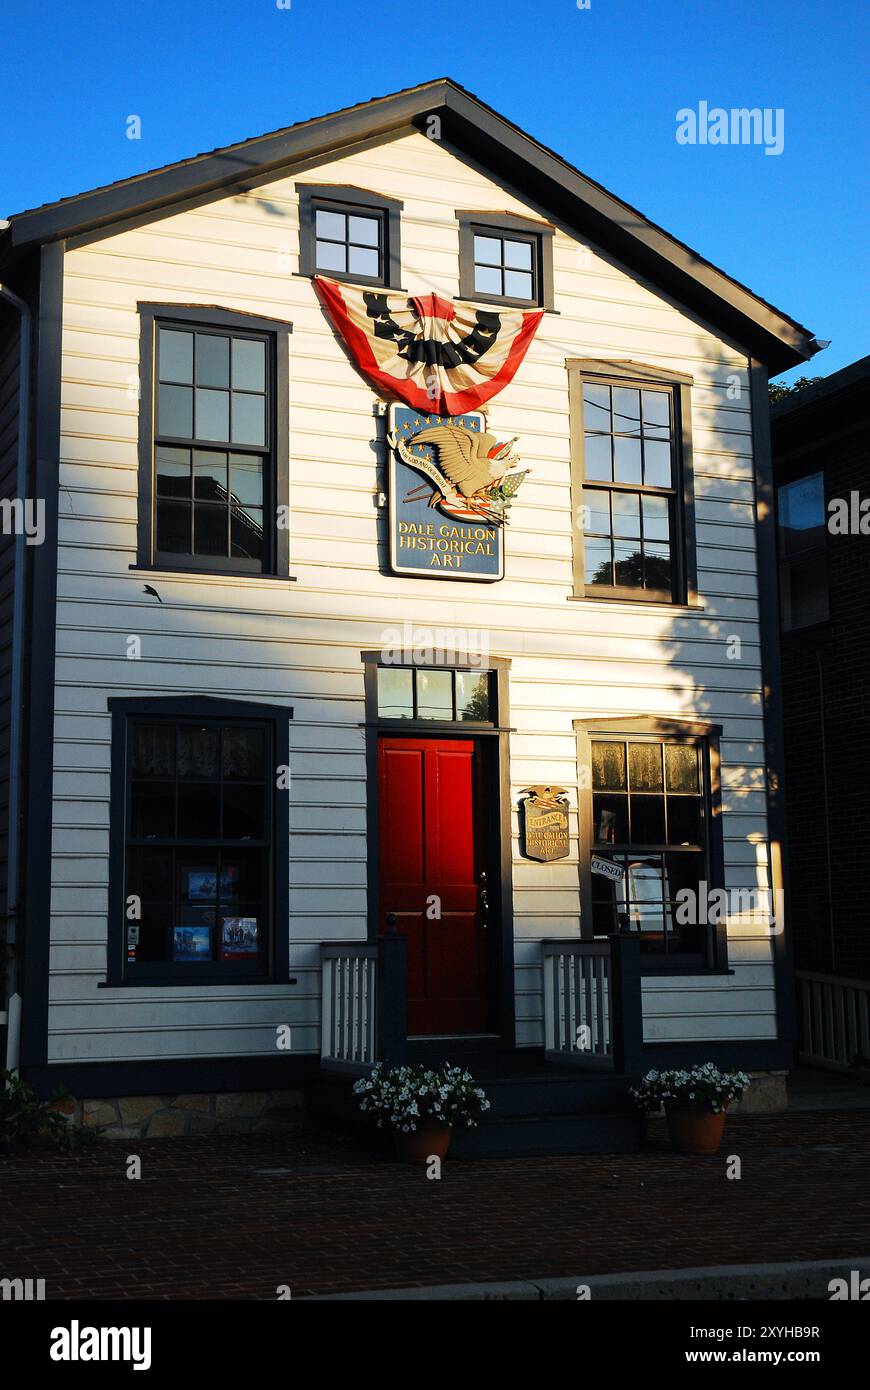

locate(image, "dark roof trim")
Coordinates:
4 82 437 249
2 78 816 372
770 354 870 420
436 88 814 373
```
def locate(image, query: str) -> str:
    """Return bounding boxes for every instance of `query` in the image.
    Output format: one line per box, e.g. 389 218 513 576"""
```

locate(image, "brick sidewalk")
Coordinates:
1 1109 867 1299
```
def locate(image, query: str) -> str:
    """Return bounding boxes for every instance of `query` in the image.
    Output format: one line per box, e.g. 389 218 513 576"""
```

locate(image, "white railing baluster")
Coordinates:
796 970 870 1073
542 941 615 1070
320 944 380 1072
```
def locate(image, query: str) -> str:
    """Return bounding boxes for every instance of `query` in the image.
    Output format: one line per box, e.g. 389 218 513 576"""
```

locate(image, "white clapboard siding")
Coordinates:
44 126 779 1064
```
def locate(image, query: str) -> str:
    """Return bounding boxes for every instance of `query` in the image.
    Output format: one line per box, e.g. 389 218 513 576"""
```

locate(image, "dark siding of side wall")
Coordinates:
0 299 22 955
0 259 38 1006
774 383 870 981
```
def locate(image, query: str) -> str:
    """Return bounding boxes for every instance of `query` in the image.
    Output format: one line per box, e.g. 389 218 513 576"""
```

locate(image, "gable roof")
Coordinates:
1 78 817 373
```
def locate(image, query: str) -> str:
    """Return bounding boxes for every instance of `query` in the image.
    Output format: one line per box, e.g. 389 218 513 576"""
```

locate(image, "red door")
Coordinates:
378 737 490 1036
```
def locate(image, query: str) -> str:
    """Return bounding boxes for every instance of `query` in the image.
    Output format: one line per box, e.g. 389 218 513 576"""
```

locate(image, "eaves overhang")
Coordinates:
1 78 817 374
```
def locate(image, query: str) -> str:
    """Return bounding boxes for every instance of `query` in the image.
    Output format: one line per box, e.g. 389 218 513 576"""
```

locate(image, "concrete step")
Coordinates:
307 1064 645 1155
451 1110 644 1157
474 1072 639 1118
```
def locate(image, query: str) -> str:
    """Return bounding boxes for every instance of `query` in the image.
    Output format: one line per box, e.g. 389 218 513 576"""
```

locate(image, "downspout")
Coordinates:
0 272 32 1073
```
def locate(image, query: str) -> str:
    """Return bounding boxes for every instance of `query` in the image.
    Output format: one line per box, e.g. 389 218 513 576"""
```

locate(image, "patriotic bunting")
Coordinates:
314 276 544 415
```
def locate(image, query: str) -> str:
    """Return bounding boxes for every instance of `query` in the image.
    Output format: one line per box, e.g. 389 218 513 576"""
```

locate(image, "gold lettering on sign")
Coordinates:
398 528 494 559
523 797 570 862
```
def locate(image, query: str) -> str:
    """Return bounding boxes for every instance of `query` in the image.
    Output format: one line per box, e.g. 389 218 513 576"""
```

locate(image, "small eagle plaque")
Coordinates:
520 785 570 862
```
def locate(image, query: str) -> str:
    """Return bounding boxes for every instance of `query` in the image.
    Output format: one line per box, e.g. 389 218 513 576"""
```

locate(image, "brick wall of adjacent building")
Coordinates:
774 374 870 981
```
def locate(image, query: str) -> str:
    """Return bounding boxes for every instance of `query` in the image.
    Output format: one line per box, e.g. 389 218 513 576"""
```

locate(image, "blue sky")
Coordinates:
4 0 867 381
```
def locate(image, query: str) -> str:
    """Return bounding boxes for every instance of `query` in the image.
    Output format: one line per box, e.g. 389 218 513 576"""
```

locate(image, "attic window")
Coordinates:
315 208 381 279
473 232 536 301
457 211 554 310
297 184 403 289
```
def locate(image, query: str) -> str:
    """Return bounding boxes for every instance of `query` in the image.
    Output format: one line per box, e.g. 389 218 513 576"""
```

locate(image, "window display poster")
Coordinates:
186 866 240 901
220 917 259 960
172 925 212 960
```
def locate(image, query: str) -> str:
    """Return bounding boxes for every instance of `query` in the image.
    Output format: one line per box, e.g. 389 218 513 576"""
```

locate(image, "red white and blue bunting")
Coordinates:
315 277 543 415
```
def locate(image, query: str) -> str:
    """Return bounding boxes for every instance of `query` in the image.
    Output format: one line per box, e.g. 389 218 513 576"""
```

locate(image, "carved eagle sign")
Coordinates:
388 418 529 526
521 785 569 809
412 424 519 497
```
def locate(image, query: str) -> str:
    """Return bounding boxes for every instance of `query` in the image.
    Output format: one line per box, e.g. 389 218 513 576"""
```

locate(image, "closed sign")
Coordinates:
591 856 625 882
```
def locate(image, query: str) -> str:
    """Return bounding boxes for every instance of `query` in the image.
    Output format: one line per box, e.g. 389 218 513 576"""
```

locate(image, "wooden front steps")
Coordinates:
307 1055 644 1157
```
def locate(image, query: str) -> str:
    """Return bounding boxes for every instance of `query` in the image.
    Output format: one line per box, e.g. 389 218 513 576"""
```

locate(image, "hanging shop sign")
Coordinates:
387 406 527 580
313 278 543 581
520 786 570 862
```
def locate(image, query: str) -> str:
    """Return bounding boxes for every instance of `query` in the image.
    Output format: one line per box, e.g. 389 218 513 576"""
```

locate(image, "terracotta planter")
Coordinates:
392 1121 453 1164
665 1102 728 1155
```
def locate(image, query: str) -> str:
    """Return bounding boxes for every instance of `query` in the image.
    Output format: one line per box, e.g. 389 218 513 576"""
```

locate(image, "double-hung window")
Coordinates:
569 362 698 604
137 304 291 577
576 719 726 972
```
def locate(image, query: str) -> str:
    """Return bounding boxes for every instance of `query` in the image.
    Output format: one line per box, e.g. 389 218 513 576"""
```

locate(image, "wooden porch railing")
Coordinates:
796 969 870 1072
320 930 406 1072
542 935 643 1073
321 931 643 1075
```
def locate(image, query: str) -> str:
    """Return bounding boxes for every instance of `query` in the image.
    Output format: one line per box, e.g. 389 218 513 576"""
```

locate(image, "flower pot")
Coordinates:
392 1121 453 1164
665 1103 728 1155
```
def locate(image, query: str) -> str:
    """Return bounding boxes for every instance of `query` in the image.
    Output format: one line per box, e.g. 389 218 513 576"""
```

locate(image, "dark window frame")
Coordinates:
775 469 830 632
297 184 403 289
574 716 728 975
136 303 291 578
457 211 554 310
106 695 292 987
361 650 512 735
568 359 699 606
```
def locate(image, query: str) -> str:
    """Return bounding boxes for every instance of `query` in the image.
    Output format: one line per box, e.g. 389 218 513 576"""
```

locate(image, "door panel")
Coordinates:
379 736 490 1035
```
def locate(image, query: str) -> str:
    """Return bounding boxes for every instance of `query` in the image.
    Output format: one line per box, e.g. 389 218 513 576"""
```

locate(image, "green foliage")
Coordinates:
0 1068 97 1152
768 375 824 403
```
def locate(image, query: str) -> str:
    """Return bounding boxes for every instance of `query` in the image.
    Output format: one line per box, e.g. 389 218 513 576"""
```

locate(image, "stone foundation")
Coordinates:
51 1089 306 1139
47 1069 790 1139
731 1071 789 1115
